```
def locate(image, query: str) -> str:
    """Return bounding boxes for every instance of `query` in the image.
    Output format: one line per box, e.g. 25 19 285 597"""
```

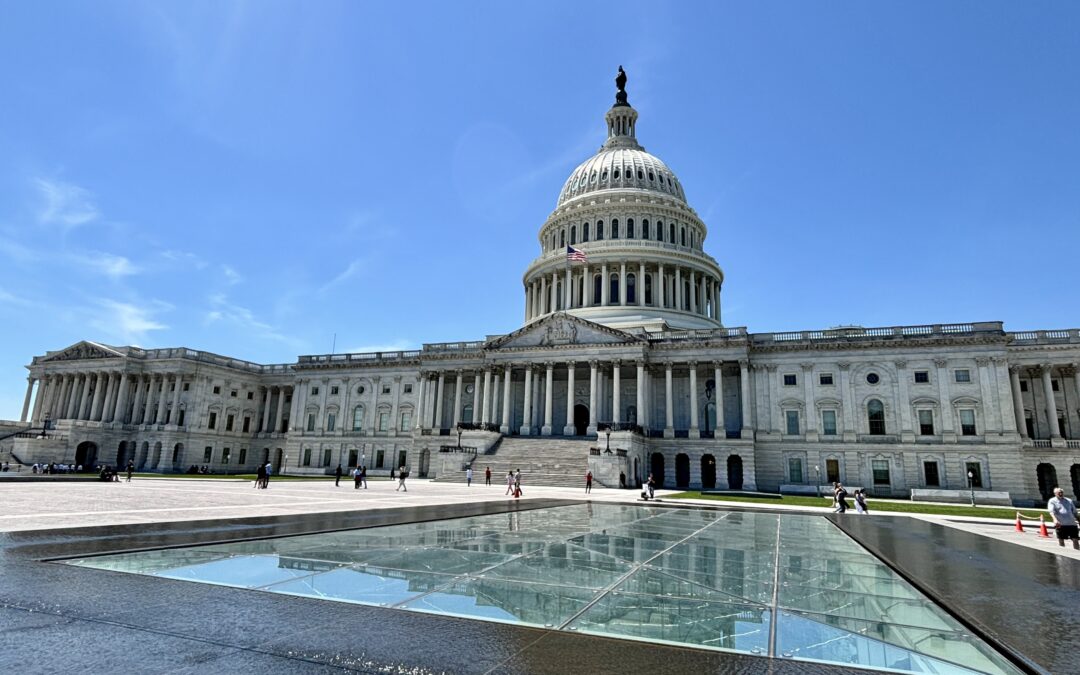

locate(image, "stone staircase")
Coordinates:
435 436 598 488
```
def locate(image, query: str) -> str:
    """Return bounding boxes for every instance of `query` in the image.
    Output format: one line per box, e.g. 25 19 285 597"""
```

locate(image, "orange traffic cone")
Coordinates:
1015 512 1025 533
1039 515 1051 538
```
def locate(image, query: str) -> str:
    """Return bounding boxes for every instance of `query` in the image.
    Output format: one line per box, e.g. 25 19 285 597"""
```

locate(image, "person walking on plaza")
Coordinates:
466 467 473 487
505 470 515 495
854 489 869 514
514 469 523 497
485 466 491 486
353 465 362 489
585 471 593 494
360 464 368 489
833 482 849 514
1048 487 1079 549
396 465 408 492
335 464 342 487
262 462 272 489
255 462 265 488
126 459 134 482
646 473 655 500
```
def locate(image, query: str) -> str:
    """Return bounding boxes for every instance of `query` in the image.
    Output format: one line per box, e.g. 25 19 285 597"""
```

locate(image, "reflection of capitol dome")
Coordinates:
523 70 724 332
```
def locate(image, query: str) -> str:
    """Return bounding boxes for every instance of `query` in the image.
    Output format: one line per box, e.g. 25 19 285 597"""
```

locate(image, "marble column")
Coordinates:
452 371 464 427
260 388 272 432
664 362 674 437
713 362 725 435
612 361 622 424
520 366 534 435
55 375 72 421
588 361 598 435
689 363 700 438
491 371 502 424
501 367 512 434
563 362 576 436
155 375 169 424
114 373 130 424
129 376 145 424
434 372 445 429
21 377 35 422
740 360 753 436
976 358 998 434
274 387 287 433
802 363 817 439
481 369 492 424
1041 365 1060 439
601 263 609 306
539 276 547 315
524 284 532 322
565 266 572 309
675 267 683 310
689 270 697 313
636 361 645 428
171 375 183 425
638 262 646 306
104 372 120 423
90 372 106 422
619 261 627 305
471 372 481 423
658 264 666 308
550 272 558 312
542 363 554 435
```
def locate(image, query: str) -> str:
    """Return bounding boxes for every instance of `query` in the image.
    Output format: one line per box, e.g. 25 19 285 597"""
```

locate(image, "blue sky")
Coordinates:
1 1 1078 419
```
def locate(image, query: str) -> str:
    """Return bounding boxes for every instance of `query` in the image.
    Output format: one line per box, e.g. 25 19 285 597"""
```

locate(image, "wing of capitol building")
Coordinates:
5 71 1079 506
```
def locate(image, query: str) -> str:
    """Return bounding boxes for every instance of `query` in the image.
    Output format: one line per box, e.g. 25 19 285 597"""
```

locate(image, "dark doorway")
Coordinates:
701 454 716 489
348 448 358 467
573 404 589 436
924 461 940 487
675 453 690 488
172 443 183 467
727 455 744 490
650 453 665 488
1071 465 1080 501
75 441 98 469
274 448 283 474
826 459 840 484
116 441 128 467
1037 463 1058 502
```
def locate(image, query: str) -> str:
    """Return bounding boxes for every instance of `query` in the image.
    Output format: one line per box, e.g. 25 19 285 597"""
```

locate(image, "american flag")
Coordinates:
566 245 587 263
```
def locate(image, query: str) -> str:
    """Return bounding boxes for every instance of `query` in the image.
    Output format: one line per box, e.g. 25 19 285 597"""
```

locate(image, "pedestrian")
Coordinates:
485 466 491 486
466 467 473 487
360 464 368 489
125 459 134 482
619 471 626 489
646 473 655 500
505 470 515 495
263 462 272 489
854 489 869 514
1048 487 1079 550
396 465 408 492
255 462 265 488
514 469 522 497
834 483 849 514
585 471 593 494
353 465 362 489
335 464 342 487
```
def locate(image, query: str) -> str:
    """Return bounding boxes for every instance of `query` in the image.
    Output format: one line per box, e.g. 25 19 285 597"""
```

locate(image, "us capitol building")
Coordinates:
6 71 1079 505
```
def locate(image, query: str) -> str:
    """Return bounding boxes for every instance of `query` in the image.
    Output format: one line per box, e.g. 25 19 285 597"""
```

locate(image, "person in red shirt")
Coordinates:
585 471 593 494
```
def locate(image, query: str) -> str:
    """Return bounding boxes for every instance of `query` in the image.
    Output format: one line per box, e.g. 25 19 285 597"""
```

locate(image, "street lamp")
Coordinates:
967 470 975 507
814 464 821 498
704 380 714 434
457 427 463 450
605 428 611 452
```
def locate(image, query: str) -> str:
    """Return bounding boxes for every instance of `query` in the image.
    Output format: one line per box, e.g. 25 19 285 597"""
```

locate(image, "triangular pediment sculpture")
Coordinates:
488 313 644 350
40 341 124 362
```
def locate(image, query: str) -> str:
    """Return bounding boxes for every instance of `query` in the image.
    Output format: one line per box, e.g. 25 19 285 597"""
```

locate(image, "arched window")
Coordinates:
352 405 364 432
656 220 664 241
560 229 566 248
556 281 564 310
669 223 676 243
681 226 687 246
582 222 590 242
626 218 635 239
596 220 604 240
570 225 577 245
611 218 620 239
627 273 636 303
637 169 644 180
642 219 650 240
867 399 885 435
644 274 652 304
610 274 620 304
601 169 608 181
614 168 620 180
593 274 602 305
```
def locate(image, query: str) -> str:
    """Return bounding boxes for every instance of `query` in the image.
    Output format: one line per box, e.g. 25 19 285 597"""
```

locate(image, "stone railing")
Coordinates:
439 446 477 454
1008 329 1080 344
298 350 421 366
647 327 747 342
122 347 294 374
752 322 1004 346
422 340 485 352
528 238 719 268
1031 439 1052 448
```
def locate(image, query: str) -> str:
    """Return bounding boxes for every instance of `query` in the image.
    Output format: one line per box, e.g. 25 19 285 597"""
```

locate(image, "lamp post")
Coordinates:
704 381 714 434
605 428 611 452
457 427 463 450
814 464 821 498
967 470 975 507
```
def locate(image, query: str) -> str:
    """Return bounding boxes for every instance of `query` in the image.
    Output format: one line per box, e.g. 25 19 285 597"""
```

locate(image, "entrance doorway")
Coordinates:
701 454 716 489
573 404 589 436
727 455 744 490
1037 463 1058 502
75 441 98 469
675 453 690 488
116 441 128 467
274 448 283 474
650 453 665 488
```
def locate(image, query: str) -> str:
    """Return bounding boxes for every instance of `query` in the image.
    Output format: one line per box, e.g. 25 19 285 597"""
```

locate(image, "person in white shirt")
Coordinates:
1047 487 1079 549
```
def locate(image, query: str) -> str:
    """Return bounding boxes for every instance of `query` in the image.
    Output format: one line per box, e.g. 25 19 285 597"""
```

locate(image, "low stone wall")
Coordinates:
910 488 1012 506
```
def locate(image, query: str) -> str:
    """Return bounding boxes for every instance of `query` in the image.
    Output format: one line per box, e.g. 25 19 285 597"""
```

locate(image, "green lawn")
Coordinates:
132 473 375 481
667 491 1038 521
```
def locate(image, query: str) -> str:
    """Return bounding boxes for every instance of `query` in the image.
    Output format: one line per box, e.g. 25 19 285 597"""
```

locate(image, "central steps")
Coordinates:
435 436 597 487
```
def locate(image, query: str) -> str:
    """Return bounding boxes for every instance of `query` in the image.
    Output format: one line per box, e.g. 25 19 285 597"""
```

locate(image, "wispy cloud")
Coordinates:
160 249 209 270
71 251 140 279
221 264 243 285
35 178 99 228
204 293 300 346
319 257 367 293
88 299 169 345
342 339 416 354
0 287 32 306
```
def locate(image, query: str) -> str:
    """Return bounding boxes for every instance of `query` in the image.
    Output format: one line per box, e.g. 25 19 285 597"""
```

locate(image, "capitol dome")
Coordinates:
522 68 725 332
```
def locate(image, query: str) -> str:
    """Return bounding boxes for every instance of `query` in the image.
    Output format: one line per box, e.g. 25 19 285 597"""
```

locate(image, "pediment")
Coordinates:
488 313 643 350
40 341 124 363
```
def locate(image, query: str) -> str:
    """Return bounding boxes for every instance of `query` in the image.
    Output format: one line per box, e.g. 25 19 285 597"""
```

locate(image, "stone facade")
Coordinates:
7 76 1080 505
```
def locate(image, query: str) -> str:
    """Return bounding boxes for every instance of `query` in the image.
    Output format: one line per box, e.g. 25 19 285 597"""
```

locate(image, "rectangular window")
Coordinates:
306 414 315 432
954 369 971 383
404 384 413 394
311 387 319 396
331 386 339 395
966 462 983 488
1052 379 1059 392
353 408 363 431
247 391 254 400
821 410 837 435
222 448 231 465
918 409 935 435
819 374 833 386
238 448 247 465
378 412 389 432
783 374 797 386
327 413 336 432
400 411 412 431
322 448 332 466
242 416 251 433
208 411 217 430
303 448 312 466
914 370 930 384
203 446 212 463
225 414 234 432
1019 380 1028 392
183 382 190 391
785 410 800 435
213 386 221 395
230 390 237 398
924 461 940 487
382 385 391 395
959 409 976 436
376 450 385 468
826 459 840 484
872 460 891 486
787 458 803 483
177 409 186 427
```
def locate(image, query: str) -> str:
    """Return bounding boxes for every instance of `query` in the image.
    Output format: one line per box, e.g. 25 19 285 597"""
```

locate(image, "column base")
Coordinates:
664 428 674 439
1052 437 1066 448
688 429 700 439
742 427 753 441
519 425 532 436
586 425 597 437
541 425 552 436
562 425 576 436
500 425 510 435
